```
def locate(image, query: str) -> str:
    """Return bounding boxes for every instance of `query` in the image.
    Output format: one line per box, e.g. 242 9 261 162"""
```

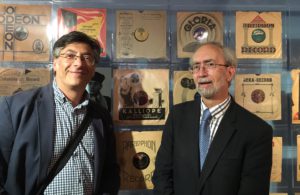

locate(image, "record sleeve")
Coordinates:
297 135 300 181
0 4 51 62
115 10 167 59
177 12 223 58
235 11 282 59
57 8 107 57
115 130 162 189
0 68 50 96
113 69 169 126
234 73 281 120
291 70 300 124
271 137 282 182
269 194 287 195
173 70 198 105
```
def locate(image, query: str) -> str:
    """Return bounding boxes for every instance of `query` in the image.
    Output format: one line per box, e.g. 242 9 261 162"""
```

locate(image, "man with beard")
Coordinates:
152 42 273 195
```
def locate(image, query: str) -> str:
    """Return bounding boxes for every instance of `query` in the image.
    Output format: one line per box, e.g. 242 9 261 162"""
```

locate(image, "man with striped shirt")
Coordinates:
153 42 273 195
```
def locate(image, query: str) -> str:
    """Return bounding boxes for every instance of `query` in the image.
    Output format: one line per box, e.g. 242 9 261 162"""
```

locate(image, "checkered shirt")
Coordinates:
44 80 95 195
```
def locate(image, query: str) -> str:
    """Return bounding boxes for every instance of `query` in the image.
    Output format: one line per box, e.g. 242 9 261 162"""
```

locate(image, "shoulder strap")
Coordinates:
35 107 93 195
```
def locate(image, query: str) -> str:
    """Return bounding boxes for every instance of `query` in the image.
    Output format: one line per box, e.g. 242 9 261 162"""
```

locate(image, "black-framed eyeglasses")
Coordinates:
59 52 95 66
189 61 229 73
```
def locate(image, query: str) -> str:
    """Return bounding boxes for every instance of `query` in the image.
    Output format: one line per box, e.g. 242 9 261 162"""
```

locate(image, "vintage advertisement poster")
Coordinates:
173 70 198 105
271 137 282 182
234 73 281 120
177 12 223 58
115 130 162 189
115 10 167 59
291 70 300 124
57 8 107 57
0 68 50 96
0 4 51 62
236 11 282 59
113 69 169 126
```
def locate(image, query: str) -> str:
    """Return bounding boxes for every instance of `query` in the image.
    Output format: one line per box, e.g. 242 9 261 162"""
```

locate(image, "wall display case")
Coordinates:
1 0 300 194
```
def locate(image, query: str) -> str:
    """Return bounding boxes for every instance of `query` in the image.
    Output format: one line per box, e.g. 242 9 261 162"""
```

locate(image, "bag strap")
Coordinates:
35 109 93 195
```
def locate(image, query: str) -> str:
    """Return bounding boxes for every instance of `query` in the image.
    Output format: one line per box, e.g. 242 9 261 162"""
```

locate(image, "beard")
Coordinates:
197 87 216 99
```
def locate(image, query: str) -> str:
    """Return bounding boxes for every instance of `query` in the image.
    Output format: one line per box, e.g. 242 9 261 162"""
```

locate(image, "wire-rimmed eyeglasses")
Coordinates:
189 61 229 73
59 52 95 66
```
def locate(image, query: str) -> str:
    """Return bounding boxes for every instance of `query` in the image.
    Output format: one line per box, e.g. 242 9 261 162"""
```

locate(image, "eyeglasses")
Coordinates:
189 61 229 73
59 53 95 66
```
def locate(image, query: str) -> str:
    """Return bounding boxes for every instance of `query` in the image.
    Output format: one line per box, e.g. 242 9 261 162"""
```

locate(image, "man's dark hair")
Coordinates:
53 31 101 63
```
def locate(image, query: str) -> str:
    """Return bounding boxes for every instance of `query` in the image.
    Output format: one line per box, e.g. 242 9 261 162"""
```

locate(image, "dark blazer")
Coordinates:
152 98 273 195
0 84 120 195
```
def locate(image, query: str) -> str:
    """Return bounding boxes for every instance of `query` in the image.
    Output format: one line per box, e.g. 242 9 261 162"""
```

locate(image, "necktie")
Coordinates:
199 108 212 169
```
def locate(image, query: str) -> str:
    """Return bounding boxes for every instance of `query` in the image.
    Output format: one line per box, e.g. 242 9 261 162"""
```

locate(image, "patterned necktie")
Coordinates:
199 108 212 169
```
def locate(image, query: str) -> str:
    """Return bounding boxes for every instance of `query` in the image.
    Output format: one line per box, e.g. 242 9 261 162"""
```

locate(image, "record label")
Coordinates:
177 12 223 58
234 73 281 120
115 130 162 189
0 4 51 62
236 11 282 59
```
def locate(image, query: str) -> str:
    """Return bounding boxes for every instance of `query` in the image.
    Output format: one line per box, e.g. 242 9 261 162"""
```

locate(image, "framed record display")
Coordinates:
0 68 50 96
177 12 223 58
271 137 282 183
113 69 169 126
234 73 281 120
0 4 51 62
57 8 107 57
291 69 300 124
235 11 282 59
173 70 198 105
115 10 167 60
115 130 162 189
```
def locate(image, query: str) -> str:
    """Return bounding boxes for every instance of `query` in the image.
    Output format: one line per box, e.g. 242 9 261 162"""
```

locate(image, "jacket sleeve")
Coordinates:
0 98 15 194
152 111 174 195
238 122 273 195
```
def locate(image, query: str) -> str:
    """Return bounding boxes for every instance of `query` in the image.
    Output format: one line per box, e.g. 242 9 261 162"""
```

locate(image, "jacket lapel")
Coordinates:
37 84 55 181
197 101 238 193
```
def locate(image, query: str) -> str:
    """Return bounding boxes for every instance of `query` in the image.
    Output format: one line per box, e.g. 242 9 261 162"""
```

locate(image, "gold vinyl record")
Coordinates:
173 71 198 105
234 73 281 120
115 130 162 189
177 12 223 58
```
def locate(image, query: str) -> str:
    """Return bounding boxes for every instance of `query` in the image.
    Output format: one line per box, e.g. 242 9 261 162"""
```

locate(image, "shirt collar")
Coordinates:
52 79 90 108
200 96 231 118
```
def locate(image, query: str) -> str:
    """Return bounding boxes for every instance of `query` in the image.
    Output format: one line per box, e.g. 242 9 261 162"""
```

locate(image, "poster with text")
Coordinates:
271 137 282 182
58 8 107 57
113 69 169 125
